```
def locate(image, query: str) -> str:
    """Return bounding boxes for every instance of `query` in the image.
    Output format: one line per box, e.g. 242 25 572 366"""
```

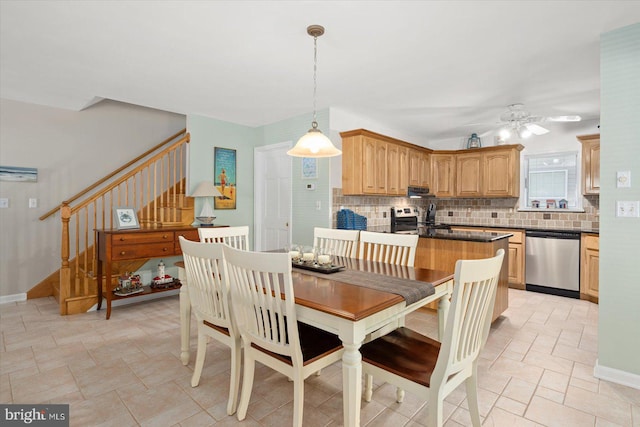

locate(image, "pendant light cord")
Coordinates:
312 34 318 128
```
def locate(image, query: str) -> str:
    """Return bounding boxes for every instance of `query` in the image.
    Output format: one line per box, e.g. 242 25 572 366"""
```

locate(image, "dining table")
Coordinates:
176 256 454 427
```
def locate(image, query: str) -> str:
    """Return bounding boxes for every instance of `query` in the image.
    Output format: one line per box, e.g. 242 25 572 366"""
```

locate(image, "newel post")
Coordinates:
59 202 71 315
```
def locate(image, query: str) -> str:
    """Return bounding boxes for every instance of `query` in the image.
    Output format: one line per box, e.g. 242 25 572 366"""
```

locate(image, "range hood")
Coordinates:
407 186 433 198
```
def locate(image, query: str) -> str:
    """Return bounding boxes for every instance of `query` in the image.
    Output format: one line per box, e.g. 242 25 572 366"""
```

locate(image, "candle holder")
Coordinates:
285 245 302 263
316 247 333 267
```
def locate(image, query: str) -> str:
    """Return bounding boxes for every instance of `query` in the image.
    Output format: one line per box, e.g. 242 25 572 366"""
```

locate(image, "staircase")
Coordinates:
30 129 193 315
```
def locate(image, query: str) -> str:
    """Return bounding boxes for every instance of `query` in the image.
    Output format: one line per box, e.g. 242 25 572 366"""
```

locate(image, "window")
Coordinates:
522 151 580 209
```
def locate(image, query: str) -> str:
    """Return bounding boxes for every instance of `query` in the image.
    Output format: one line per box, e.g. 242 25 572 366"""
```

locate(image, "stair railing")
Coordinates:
55 131 190 314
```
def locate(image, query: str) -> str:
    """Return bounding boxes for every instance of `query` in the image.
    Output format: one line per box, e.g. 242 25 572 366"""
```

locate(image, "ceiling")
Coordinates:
1 1 639 143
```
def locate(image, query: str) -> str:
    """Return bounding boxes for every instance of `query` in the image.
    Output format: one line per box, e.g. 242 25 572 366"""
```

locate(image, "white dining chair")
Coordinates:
360 249 505 427
198 225 249 250
178 236 241 416
358 231 419 267
313 227 360 257
222 245 344 427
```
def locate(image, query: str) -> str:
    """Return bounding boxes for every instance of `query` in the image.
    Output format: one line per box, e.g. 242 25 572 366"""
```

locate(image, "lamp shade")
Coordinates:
191 181 222 198
287 128 342 158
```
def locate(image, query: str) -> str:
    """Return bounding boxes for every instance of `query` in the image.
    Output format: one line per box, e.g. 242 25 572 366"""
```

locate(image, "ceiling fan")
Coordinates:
496 103 582 140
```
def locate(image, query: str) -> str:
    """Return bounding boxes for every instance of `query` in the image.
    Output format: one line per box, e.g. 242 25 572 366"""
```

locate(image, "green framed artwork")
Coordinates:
214 147 236 209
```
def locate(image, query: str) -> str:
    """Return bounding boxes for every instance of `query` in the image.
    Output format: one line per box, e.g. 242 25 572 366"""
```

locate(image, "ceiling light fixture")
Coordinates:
287 25 341 158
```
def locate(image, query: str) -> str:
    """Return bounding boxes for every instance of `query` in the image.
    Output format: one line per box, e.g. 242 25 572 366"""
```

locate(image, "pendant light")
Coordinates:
287 25 342 158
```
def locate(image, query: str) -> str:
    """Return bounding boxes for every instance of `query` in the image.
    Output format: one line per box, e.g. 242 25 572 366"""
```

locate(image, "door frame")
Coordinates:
253 141 293 251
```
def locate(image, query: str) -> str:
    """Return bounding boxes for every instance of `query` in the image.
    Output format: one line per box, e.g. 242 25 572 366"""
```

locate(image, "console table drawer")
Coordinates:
174 229 200 253
112 231 172 246
112 242 174 260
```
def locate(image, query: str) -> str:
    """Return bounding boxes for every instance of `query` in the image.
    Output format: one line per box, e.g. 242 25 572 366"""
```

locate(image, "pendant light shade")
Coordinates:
287 25 341 158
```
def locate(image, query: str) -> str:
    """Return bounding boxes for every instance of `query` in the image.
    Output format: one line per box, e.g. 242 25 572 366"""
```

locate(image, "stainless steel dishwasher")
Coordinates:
525 230 581 298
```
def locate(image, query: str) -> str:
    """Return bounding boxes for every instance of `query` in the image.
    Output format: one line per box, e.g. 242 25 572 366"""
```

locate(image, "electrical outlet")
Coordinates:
315 201 321 210
616 201 640 217
0 198 8 208
29 198 38 208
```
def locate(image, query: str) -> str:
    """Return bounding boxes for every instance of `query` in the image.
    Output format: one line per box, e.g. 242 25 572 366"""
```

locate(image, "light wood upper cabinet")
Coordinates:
431 154 456 197
578 134 600 195
388 144 409 196
341 129 522 198
456 152 483 197
341 129 431 196
581 233 599 303
409 149 430 188
483 148 521 197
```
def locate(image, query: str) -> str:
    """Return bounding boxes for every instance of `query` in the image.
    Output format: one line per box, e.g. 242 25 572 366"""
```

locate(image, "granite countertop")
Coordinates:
419 229 512 242
443 223 599 234
365 225 512 242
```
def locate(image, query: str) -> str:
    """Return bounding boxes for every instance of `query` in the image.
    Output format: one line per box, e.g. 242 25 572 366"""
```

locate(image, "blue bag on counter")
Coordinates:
337 209 367 230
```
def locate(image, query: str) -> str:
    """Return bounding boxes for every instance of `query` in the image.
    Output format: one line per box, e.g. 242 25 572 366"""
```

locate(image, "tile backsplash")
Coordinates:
332 188 599 231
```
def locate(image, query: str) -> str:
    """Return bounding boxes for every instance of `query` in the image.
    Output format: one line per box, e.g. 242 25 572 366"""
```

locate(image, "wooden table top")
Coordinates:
176 257 453 323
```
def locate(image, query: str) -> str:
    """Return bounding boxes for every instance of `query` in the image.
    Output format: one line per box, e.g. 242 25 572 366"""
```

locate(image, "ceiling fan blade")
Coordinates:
525 123 550 135
546 115 582 122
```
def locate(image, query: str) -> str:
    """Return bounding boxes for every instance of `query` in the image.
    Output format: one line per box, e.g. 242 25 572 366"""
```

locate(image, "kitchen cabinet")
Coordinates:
450 226 525 289
456 152 483 197
581 233 599 303
483 148 521 197
341 129 432 196
409 149 431 188
387 144 409 195
341 129 521 198
415 234 510 322
431 154 456 197
578 134 600 195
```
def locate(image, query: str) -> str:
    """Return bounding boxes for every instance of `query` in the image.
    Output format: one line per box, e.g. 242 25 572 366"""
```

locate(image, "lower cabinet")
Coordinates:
581 233 599 303
450 226 525 289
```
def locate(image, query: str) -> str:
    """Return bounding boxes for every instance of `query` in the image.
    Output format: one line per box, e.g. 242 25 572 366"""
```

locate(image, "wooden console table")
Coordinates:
96 225 216 319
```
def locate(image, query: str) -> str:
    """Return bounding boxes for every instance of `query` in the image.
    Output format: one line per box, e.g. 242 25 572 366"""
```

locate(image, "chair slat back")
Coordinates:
223 246 302 365
434 249 505 381
313 227 360 257
199 226 249 250
179 237 235 332
358 231 419 267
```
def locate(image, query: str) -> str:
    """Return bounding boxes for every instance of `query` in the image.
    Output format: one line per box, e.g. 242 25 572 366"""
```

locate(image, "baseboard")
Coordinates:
0 293 27 305
594 359 640 390
86 289 180 312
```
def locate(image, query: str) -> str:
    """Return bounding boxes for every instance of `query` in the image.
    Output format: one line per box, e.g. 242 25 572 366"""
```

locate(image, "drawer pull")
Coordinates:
119 237 125 241
120 251 126 256
163 247 168 251
163 235 169 239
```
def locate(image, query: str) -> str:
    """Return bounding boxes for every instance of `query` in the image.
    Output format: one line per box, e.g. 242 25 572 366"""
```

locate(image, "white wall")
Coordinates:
0 99 185 296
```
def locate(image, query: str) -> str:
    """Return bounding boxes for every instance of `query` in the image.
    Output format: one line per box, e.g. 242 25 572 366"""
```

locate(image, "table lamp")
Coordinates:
191 181 222 226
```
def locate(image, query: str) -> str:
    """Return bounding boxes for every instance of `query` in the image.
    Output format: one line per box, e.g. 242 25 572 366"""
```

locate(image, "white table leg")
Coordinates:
339 327 366 427
437 287 451 341
178 266 191 366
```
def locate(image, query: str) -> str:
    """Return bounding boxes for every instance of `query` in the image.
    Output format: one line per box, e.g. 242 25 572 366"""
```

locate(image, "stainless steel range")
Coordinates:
390 206 451 234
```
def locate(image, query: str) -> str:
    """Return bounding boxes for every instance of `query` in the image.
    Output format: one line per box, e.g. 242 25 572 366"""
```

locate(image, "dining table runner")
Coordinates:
293 266 435 305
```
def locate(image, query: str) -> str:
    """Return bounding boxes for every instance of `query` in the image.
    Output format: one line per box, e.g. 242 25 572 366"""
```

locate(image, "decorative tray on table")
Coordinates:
292 262 345 274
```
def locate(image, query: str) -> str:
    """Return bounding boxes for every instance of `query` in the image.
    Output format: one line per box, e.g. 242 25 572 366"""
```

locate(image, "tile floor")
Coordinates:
1 289 639 426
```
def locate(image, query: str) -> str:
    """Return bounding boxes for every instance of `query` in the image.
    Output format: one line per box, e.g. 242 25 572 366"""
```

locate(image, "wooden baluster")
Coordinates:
74 212 80 296
172 149 177 222
59 203 71 315
83 207 90 296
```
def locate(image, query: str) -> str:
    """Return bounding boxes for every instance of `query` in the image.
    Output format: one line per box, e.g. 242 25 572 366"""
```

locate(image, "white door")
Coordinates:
254 142 292 251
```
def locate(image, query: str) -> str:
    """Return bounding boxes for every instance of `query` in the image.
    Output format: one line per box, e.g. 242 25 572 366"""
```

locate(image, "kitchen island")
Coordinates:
415 229 512 321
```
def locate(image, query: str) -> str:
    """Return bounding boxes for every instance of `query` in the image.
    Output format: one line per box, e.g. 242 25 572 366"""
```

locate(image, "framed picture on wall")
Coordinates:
113 207 140 230
301 157 317 179
214 147 237 209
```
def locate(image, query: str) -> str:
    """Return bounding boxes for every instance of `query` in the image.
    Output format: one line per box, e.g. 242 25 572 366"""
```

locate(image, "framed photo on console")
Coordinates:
113 207 140 230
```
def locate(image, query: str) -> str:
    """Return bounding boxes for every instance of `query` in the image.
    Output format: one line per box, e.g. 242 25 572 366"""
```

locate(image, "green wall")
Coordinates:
599 23 640 378
258 109 332 245
187 109 332 248
187 115 259 242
